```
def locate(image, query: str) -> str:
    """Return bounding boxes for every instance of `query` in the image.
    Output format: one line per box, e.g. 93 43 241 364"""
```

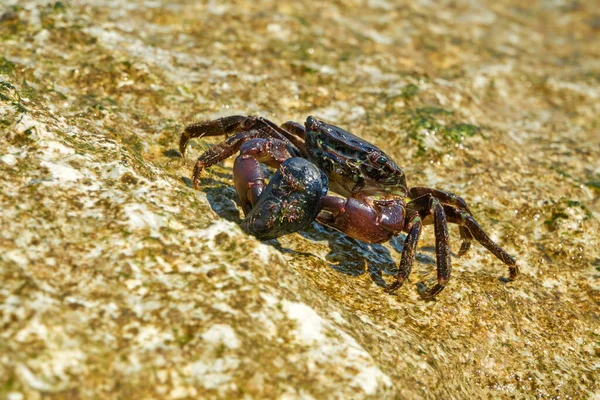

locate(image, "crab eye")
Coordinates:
369 153 387 165
376 156 387 165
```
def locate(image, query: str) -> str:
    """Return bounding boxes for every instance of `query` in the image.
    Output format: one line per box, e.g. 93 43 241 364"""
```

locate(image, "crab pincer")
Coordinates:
241 158 328 240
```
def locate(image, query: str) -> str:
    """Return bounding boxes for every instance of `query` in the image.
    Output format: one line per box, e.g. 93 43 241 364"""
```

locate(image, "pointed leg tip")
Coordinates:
418 292 439 301
192 174 200 190
508 263 519 281
384 280 404 294
179 134 190 157
417 282 446 300
191 175 199 190
418 292 437 301
457 241 472 257
191 161 205 190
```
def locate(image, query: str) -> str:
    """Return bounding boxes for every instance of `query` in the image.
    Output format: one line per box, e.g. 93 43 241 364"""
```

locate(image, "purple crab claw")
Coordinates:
240 158 328 240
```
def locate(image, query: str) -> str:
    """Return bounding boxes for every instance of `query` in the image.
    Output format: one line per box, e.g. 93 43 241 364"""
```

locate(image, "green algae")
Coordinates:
0 58 16 76
544 198 594 231
400 83 419 100
586 181 600 191
400 106 481 156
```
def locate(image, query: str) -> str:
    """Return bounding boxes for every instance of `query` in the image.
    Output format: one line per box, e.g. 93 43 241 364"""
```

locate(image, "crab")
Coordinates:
180 115 518 298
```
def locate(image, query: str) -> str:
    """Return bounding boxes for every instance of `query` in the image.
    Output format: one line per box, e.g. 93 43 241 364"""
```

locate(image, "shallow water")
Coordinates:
1 0 599 398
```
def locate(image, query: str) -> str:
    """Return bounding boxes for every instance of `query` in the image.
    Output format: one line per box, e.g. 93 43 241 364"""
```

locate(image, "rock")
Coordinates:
1 0 599 399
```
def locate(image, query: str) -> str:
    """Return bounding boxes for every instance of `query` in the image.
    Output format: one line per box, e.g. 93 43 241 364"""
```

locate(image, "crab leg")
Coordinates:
405 194 452 299
180 115 251 156
181 115 305 157
385 211 423 293
238 138 298 168
442 205 518 280
280 120 306 140
188 127 299 188
409 187 474 256
409 187 472 212
189 130 262 189
429 198 451 298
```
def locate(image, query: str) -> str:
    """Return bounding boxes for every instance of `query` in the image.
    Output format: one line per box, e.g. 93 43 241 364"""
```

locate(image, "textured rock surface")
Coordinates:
1 0 599 398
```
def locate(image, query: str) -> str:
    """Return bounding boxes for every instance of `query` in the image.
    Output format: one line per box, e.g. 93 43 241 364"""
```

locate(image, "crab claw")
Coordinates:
241 157 328 240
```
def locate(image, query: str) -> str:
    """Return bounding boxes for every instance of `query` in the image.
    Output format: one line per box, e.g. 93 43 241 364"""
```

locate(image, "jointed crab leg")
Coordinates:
180 115 251 156
385 212 422 293
317 190 503 298
442 205 518 280
180 115 306 189
405 194 452 298
280 121 306 140
428 198 452 298
185 128 300 189
190 130 263 189
180 115 305 157
409 187 474 256
398 192 517 298
238 138 297 167
409 187 472 212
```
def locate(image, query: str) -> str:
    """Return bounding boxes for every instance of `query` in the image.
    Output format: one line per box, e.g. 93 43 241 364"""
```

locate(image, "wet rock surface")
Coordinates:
1 0 599 398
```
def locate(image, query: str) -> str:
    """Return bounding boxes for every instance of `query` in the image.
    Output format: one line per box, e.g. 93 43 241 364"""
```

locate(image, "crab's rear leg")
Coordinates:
405 194 517 299
442 205 518 281
405 194 452 299
318 193 454 298
409 187 474 257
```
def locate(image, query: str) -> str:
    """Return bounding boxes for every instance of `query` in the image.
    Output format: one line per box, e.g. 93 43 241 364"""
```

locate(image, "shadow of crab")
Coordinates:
298 225 436 289
205 186 243 223
182 175 244 223
299 225 397 288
